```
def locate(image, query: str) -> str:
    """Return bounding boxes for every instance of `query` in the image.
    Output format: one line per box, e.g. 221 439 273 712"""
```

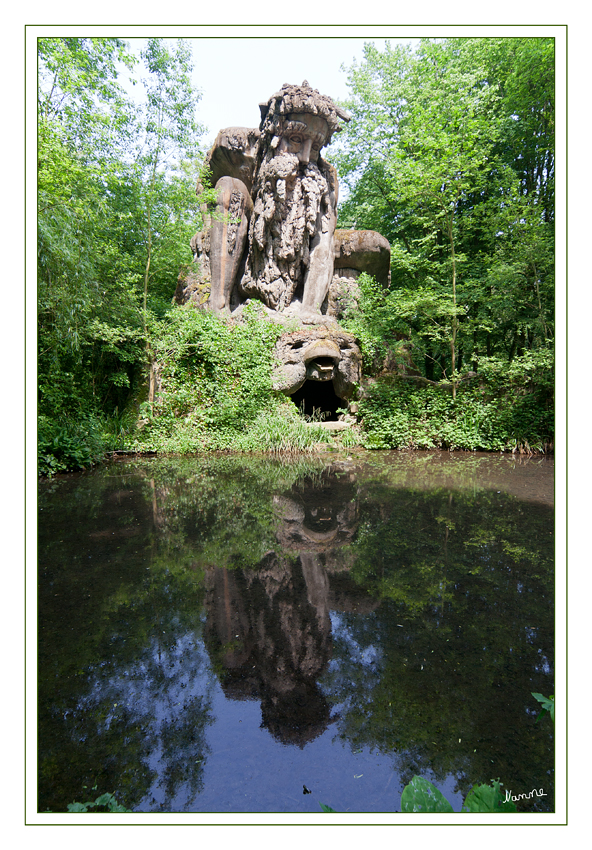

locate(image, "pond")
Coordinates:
37 450 555 815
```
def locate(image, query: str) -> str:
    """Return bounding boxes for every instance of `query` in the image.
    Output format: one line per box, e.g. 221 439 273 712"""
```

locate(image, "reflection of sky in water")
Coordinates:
82 632 214 731
195 691 465 814
329 611 381 669
75 631 216 809
38 455 555 813
73 619 465 813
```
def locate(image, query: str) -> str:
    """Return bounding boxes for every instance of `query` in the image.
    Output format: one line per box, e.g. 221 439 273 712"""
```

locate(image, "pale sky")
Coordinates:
123 36 407 148
183 37 398 146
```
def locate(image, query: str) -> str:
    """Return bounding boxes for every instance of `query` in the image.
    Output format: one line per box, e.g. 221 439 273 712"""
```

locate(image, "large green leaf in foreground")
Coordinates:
400 776 454 813
462 779 517 813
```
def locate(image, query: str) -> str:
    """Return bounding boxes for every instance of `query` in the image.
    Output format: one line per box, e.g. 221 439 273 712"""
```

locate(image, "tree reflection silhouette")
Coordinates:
38 454 555 812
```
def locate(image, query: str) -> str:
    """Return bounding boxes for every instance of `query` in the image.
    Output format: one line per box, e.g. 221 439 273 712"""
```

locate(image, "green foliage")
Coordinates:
240 409 333 453
400 775 454 813
38 414 110 476
397 777 519 815
532 693 555 724
66 791 133 813
340 272 401 372
339 425 363 449
345 268 554 453
133 39 208 316
320 776 517 814
37 37 212 475
132 306 333 454
336 37 554 382
37 36 555 470
340 266 553 455
356 352 553 453
462 780 517 813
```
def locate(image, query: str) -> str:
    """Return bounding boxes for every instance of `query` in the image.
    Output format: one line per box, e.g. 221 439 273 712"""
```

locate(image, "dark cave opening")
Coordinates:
290 380 343 421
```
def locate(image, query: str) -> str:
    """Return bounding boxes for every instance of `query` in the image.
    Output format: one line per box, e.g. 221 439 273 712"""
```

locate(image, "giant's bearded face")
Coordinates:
276 113 330 164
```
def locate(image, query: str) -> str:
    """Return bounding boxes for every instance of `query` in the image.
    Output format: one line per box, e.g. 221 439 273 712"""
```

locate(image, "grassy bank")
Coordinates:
37 307 553 476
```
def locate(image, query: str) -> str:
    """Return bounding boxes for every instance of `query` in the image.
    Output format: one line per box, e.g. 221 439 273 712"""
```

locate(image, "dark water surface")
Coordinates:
38 451 555 814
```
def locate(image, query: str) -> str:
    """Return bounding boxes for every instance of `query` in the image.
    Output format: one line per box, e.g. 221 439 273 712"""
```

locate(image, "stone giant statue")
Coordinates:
238 82 347 321
180 81 390 323
176 82 391 416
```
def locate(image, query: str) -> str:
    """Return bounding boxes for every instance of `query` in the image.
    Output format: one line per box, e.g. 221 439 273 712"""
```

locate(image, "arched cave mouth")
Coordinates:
290 380 343 421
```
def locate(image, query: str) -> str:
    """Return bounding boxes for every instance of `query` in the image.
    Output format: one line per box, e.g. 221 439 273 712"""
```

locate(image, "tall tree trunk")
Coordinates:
532 260 548 342
144 211 155 408
143 150 159 410
447 214 457 399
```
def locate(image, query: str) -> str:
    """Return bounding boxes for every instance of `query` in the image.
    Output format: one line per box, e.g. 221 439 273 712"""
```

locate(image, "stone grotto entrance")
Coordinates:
290 380 343 421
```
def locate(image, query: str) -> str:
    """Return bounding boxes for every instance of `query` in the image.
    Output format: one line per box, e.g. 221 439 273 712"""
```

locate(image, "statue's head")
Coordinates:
258 81 350 163
277 113 330 164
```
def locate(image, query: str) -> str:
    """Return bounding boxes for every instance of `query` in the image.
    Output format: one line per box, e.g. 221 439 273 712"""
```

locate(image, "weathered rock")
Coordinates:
207 175 253 314
324 269 362 319
310 420 352 431
258 80 351 134
172 82 398 422
333 229 392 286
239 152 336 313
173 262 211 307
181 82 391 321
206 127 260 194
273 326 361 401
236 84 346 319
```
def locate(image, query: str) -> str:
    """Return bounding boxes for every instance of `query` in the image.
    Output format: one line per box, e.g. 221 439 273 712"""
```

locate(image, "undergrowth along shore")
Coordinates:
38 307 554 476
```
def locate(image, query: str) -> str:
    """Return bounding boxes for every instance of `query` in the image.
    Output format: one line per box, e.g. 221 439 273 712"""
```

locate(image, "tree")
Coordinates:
335 38 554 385
133 40 205 308
120 38 207 406
37 37 209 472
37 38 143 420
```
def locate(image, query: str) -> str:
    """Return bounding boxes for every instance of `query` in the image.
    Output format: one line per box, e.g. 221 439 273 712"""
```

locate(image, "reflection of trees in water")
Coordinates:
38 455 555 812
38 467 215 812
73 632 214 811
322 485 555 810
39 584 214 812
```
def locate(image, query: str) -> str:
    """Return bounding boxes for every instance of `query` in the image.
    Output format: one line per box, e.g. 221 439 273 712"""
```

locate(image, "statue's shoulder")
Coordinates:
206 127 261 194
317 157 339 199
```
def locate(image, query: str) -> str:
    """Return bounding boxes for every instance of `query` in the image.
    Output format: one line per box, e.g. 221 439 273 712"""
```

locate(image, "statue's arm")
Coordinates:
301 162 339 313
199 128 260 314
208 176 253 314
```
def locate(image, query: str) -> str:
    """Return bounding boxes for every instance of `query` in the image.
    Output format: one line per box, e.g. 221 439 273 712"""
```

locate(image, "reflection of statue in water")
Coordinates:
203 465 378 746
205 553 333 747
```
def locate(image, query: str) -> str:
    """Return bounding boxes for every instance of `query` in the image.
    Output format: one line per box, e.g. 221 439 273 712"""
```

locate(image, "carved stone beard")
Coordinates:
239 152 331 311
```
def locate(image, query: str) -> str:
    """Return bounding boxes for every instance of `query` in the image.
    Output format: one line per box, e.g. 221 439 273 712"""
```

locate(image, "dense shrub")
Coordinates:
358 350 554 453
132 305 332 454
38 414 110 476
